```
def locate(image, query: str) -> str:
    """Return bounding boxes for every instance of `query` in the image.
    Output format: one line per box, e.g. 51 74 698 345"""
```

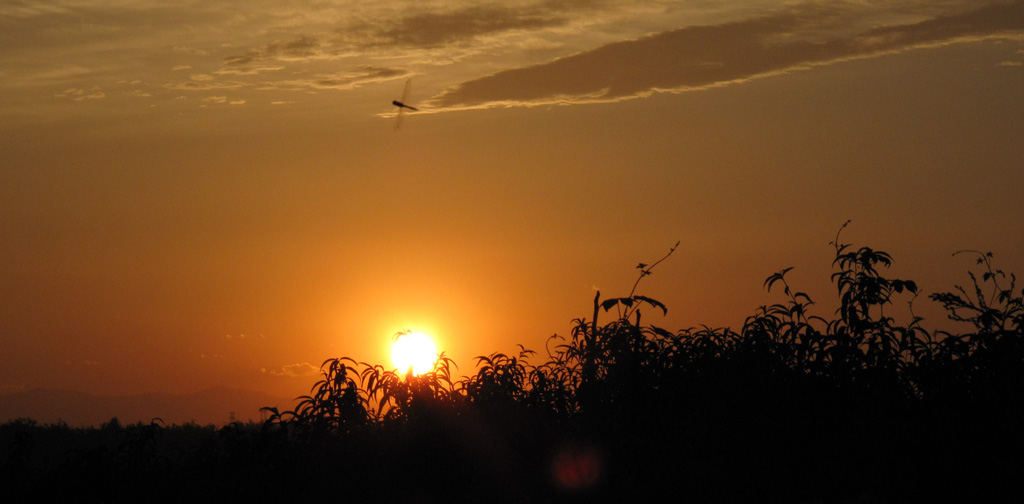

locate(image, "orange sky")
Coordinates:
2 1 1023 400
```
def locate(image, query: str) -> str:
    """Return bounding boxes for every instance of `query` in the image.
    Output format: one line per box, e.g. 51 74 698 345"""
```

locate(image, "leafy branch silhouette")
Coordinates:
5 226 1022 503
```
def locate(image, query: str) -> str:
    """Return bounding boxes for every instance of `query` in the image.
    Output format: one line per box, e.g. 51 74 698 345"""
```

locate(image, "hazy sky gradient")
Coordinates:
2 0 1022 399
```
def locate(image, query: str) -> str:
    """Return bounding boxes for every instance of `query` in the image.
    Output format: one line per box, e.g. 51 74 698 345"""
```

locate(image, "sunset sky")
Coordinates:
2 0 1022 400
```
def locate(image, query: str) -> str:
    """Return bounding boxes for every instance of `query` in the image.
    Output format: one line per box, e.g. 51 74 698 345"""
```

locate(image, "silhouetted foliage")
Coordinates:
3 228 1022 502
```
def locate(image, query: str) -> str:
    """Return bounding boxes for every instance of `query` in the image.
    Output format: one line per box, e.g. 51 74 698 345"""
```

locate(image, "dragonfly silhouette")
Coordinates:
392 78 417 130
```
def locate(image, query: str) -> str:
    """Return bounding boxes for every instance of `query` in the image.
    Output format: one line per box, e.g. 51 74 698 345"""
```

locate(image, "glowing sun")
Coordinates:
391 331 438 376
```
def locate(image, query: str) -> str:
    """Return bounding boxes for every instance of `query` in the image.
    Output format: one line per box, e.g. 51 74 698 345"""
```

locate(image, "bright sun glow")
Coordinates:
391 331 438 376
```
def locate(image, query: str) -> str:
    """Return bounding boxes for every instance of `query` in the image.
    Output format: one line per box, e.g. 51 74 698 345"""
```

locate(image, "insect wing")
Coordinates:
401 78 412 104
393 78 413 130
394 106 406 130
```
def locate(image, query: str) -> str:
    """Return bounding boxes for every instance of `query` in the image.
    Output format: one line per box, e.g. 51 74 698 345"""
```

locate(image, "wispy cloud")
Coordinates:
4 0 1018 119
263 362 319 378
172 46 209 57
55 87 105 100
216 35 325 76
206 1 617 79
165 80 249 91
366 3 574 48
259 66 410 92
199 96 245 106
0 2 71 18
429 1 1024 110
211 2 583 73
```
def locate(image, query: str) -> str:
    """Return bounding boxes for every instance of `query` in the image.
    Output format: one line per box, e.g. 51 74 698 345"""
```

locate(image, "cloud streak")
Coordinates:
429 1 1024 110
258 66 410 92
55 87 105 100
264 362 319 378
4 1 1018 119
366 2 577 48
210 2 601 74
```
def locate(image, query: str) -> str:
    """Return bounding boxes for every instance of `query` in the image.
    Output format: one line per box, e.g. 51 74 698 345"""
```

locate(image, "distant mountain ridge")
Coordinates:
0 387 295 427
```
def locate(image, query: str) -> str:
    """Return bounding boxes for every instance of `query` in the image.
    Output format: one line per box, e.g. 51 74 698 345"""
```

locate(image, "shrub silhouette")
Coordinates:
3 227 1022 502
254 227 1022 502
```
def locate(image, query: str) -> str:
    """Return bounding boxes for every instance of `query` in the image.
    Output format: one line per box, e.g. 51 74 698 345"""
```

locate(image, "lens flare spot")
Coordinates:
550 443 604 493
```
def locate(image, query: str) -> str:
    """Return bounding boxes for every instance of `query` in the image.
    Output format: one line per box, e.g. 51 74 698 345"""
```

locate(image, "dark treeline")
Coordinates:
3 227 1022 502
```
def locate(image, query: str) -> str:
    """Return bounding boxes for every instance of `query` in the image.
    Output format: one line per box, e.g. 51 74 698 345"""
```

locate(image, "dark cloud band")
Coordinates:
430 1 1024 109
